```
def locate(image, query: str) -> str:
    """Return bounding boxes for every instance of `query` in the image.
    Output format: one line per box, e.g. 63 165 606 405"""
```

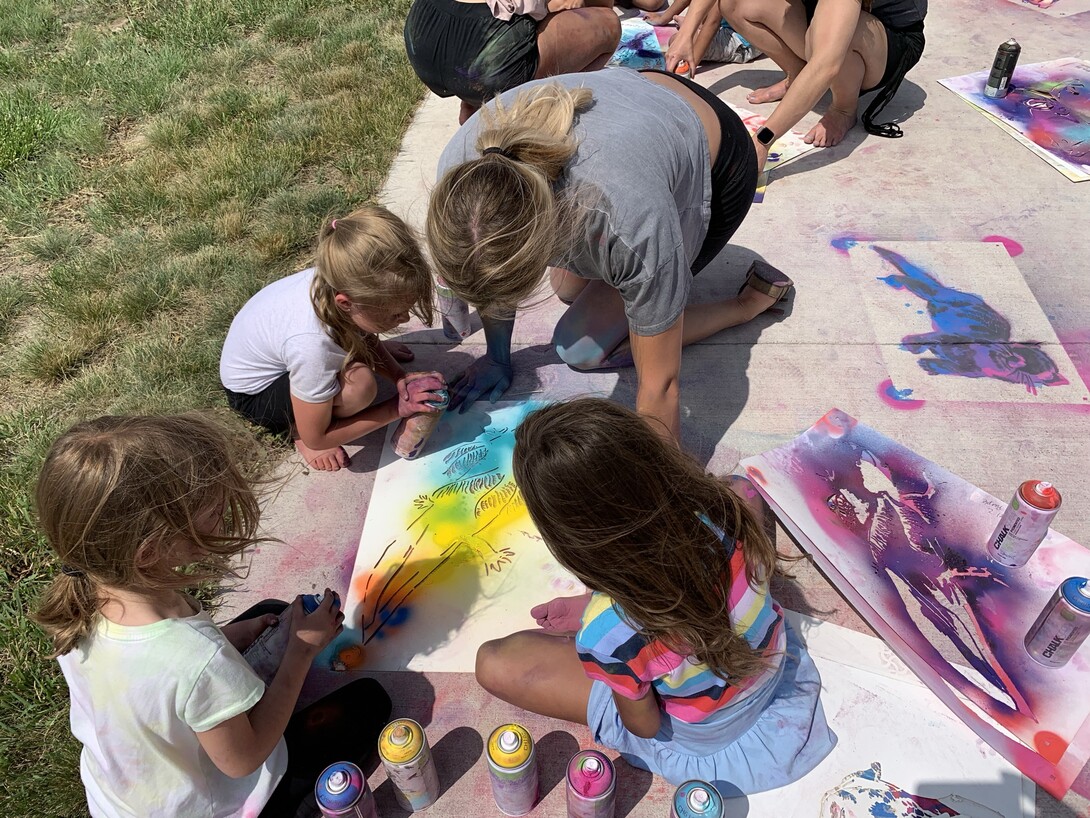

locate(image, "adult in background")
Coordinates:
426 69 792 442
404 0 621 124
667 0 926 156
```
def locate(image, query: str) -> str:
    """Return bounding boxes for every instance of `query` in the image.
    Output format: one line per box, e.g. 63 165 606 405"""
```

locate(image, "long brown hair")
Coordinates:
312 205 434 370
426 83 593 316
513 399 779 681
33 414 264 656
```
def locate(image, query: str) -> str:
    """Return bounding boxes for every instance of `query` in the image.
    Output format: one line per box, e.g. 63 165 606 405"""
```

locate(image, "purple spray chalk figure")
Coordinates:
873 246 1068 395
820 441 1037 727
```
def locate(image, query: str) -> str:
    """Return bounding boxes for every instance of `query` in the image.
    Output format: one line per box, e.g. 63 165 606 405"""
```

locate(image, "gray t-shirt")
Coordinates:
871 0 926 29
437 68 712 336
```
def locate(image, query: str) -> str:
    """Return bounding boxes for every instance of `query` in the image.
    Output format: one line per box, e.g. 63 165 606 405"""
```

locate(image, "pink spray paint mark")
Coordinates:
878 378 926 410
982 235 1024 257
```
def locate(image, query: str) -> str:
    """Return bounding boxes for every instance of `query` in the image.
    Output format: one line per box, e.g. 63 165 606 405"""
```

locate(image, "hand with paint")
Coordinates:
531 593 593 634
397 372 447 417
287 590 344 659
664 26 696 75
448 313 515 412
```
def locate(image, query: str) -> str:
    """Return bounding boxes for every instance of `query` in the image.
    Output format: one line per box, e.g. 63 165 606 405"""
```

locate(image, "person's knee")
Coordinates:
598 8 621 46
726 0 764 24
335 364 379 416
475 639 512 697
554 336 606 371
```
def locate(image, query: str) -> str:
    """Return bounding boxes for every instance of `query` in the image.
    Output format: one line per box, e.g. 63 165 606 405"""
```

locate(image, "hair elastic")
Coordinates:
61 564 85 578
482 146 514 159
331 219 338 229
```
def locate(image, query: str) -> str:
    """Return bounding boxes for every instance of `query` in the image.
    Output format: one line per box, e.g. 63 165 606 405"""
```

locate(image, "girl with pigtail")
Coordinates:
477 398 836 792
33 414 392 817
221 205 446 471
428 69 793 442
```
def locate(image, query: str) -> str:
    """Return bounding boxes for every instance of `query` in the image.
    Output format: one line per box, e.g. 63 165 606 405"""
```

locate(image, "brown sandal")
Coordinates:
738 259 794 302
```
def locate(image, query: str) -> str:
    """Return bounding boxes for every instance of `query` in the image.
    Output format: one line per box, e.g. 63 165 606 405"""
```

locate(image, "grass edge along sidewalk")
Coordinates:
0 1 424 814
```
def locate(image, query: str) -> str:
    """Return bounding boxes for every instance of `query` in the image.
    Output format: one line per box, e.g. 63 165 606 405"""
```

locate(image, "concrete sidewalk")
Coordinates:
224 0 1090 814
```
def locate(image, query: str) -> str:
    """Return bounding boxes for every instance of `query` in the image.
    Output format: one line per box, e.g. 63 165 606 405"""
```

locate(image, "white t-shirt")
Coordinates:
57 598 288 818
219 268 346 403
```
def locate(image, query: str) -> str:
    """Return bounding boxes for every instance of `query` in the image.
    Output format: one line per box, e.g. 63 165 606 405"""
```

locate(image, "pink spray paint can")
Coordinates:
986 480 1061 568
391 391 449 461
566 750 615 818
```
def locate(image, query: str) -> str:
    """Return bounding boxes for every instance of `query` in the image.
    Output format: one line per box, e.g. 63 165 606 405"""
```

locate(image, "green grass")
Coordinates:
0 1 424 814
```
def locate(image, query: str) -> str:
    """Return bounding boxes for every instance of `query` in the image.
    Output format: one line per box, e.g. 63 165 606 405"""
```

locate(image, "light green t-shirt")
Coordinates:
57 598 287 818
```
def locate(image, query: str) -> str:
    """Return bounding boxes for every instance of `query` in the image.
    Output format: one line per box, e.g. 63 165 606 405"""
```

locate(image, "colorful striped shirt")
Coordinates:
576 529 785 724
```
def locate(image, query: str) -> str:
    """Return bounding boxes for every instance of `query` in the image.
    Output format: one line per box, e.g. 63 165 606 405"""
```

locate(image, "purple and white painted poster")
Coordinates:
741 409 1090 798
841 240 1089 405
940 58 1090 181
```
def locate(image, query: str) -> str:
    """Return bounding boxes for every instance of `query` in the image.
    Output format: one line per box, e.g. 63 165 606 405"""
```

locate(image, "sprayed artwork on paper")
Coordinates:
840 240 1089 404
607 18 666 71
818 764 1004 818
940 59 1090 181
729 104 816 202
741 410 1090 797
1000 0 1090 18
736 613 1031 818
325 403 582 672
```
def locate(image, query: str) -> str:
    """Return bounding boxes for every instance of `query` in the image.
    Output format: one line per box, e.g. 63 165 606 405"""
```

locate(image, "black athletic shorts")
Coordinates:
639 70 758 276
404 0 540 106
802 0 925 136
224 372 294 436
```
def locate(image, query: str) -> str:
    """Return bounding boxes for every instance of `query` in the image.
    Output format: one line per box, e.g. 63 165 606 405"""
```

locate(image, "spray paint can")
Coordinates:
983 38 1021 99
436 277 472 341
315 761 378 818
671 781 725 818
486 724 539 816
242 593 335 685
1024 577 1090 668
566 750 615 818
378 718 441 811
987 480 1061 568
392 390 449 460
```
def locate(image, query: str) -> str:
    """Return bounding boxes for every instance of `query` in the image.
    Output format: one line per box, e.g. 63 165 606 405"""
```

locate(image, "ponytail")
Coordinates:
34 571 100 658
427 83 593 315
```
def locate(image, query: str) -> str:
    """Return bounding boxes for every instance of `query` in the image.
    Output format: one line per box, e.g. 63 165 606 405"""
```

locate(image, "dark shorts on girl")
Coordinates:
224 373 294 436
638 69 759 275
405 0 540 106
802 0 925 137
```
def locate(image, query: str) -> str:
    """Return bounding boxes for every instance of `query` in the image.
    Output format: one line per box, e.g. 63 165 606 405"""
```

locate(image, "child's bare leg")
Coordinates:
535 8 622 76
550 266 590 305
476 630 594 722
718 0 808 103
294 364 378 472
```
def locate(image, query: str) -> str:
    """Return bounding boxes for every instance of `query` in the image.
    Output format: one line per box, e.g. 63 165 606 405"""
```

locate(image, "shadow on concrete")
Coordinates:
537 730 582 800
614 756 656 817
771 566 835 620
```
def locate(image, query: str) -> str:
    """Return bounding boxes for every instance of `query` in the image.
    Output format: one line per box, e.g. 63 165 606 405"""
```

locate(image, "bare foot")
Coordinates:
803 107 857 147
383 339 414 362
458 99 479 125
747 76 791 105
295 440 351 471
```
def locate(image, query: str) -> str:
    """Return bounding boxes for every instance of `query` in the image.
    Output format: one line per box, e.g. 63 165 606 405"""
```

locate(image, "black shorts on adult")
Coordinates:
224 372 294 436
639 70 759 276
404 0 540 106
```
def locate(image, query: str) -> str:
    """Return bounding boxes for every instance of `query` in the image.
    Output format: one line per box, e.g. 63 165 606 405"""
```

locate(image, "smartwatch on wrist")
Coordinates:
755 126 776 146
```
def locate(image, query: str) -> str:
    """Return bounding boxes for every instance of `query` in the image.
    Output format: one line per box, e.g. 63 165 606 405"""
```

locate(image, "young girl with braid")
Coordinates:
477 398 835 791
220 205 446 471
427 70 792 442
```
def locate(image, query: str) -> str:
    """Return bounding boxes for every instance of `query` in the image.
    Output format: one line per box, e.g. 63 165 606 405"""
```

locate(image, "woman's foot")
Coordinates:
803 106 857 146
295 440 351 471
747 76 792 104
383 339 415 362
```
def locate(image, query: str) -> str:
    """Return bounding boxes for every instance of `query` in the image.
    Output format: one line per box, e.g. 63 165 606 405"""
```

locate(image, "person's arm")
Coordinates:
196 593 343 778
292 374 446 451
220 615 279 652
448 314 515 411
372 340 407 384
613 689 662 739
760 0 862 139
629 319 684 443
665 0 720 71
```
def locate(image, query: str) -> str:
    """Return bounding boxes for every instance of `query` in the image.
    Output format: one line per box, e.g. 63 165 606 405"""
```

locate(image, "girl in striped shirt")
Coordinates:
476 398 836 792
